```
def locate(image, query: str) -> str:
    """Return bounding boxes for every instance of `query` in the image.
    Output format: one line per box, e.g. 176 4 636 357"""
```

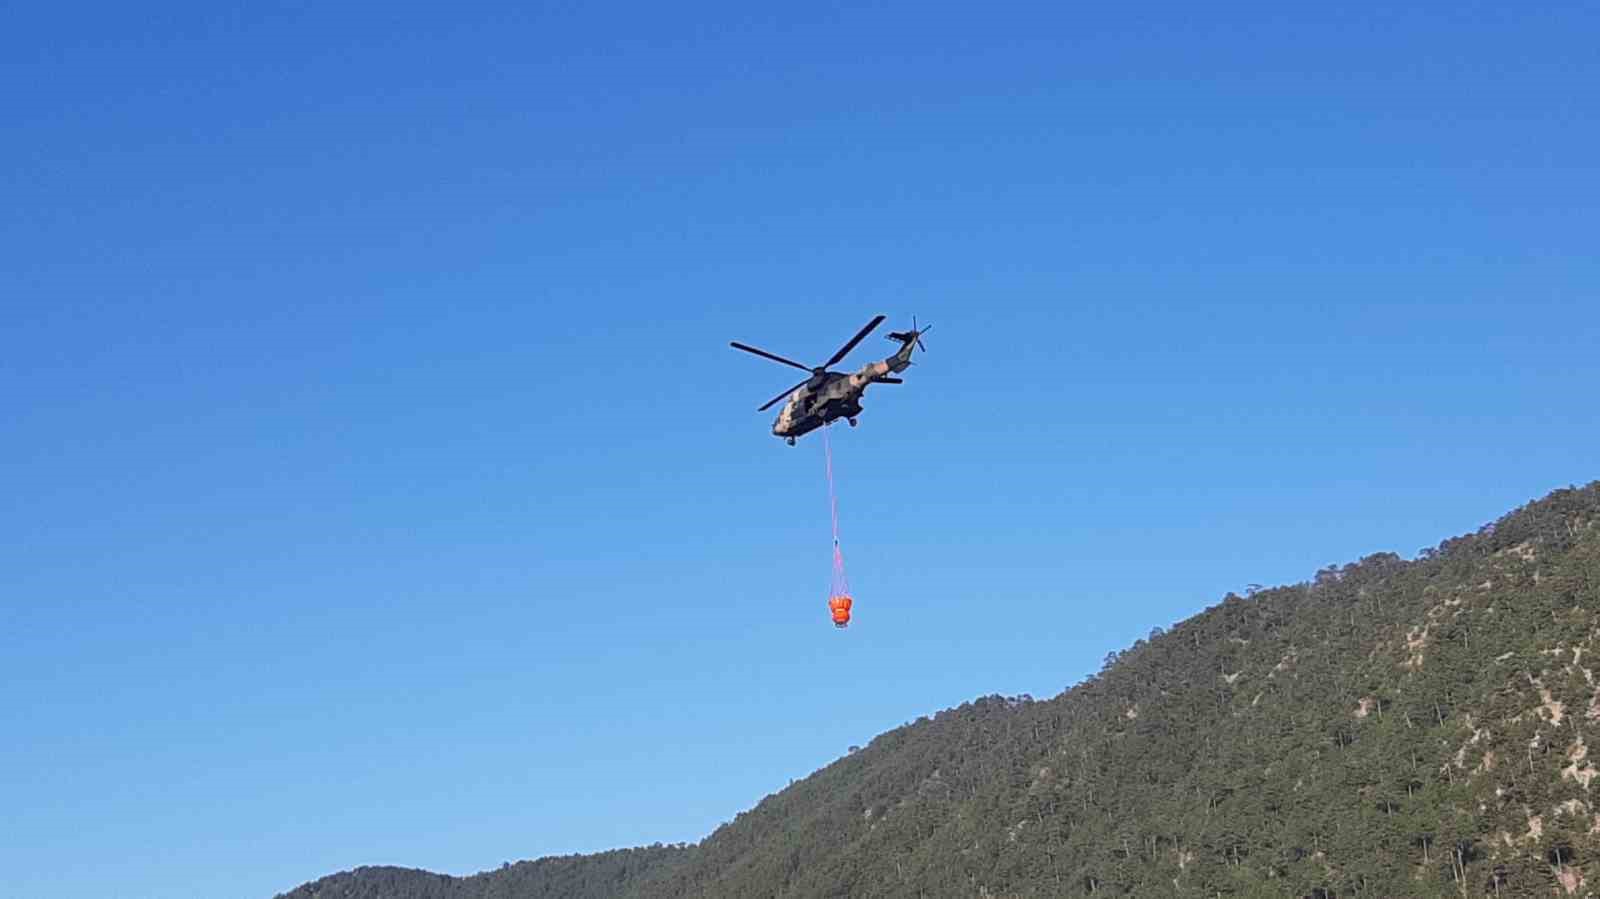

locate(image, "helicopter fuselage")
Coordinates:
771 373 858 439
771 338 917 443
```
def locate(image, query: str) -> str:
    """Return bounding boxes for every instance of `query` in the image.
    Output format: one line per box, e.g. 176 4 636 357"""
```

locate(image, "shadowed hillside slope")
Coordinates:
281 482 1600 898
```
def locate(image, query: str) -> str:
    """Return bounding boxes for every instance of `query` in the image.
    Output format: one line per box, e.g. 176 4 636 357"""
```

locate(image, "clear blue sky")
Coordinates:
4 4 1596 897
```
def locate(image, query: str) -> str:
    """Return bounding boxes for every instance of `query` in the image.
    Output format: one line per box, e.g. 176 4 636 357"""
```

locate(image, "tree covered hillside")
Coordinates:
278 847 688 899
281 482 1600 898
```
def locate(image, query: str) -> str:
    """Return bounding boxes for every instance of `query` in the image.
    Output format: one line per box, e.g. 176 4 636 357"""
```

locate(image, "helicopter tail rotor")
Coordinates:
886 316 930 352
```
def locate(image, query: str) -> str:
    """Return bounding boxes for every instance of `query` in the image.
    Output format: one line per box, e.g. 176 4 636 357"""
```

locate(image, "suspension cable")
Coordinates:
823 422 850 599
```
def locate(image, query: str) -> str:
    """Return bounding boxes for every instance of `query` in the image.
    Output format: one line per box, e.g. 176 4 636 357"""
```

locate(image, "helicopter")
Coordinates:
731 314 929 444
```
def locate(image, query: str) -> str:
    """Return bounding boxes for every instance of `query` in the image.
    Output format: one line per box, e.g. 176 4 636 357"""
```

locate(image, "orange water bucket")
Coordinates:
828 594 853 628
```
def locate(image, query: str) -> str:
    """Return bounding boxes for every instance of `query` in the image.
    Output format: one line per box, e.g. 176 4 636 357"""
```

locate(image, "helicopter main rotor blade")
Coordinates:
823 314 886 368
758 376 814 412
730 341 813 373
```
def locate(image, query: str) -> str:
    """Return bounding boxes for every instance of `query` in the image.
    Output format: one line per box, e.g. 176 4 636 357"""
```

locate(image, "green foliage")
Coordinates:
275 848 691 899
280 482 1600 898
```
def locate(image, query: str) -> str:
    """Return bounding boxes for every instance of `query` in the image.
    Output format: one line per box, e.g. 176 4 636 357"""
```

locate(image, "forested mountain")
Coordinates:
274 848 688 899
280 482 1600 898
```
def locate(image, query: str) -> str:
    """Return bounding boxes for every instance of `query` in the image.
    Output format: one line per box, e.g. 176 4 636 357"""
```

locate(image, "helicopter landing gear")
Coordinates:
786 436 796 446
848 417 858 427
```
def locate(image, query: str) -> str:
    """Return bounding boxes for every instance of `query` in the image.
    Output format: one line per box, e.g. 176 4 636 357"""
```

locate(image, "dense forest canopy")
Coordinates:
282 482 1600 898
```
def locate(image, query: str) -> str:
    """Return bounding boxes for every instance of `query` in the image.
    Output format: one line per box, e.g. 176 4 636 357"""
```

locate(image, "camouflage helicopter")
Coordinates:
731 314 929 445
